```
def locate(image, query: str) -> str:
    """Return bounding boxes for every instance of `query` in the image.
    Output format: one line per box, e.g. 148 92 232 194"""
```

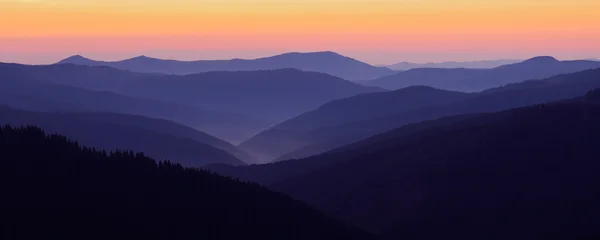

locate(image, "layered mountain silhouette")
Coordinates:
0 63 269 143
57 51 395 80
0 106 257 166
384 59 521 70
20 63 383 124
240 86 472 161
210 90 600 239
369 56 600 92
0 126 373 240
240 68 600 162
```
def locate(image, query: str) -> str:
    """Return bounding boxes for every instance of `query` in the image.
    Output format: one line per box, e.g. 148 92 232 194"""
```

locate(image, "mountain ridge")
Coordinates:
57 51 395 80
369 56 600 92
384 59 521 70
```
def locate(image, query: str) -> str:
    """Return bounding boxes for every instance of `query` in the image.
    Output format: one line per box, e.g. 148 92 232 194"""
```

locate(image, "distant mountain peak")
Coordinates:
66 55 88 60
275 51 344 58
314 51 342 56
125 55 157 61
58 55 95 64
522 56 559 64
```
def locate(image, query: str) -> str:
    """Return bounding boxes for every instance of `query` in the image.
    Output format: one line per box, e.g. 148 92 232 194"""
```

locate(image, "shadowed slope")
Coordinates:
213 90 600 239
0 126 373 240
0 106 246 167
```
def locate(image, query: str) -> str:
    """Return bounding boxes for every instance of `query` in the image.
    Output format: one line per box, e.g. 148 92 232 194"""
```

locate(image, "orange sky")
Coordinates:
1 0 599 64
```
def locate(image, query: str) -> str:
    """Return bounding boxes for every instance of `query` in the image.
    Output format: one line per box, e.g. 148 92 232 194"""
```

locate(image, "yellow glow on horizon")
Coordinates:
2 0 599 36
1 0 599 63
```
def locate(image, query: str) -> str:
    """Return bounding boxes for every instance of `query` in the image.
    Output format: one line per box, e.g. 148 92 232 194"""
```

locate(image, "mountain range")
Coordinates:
383 59 521 70
240 86 472 162
57 51 395 81
12 63 383 128
210 89 600 239
368 56 600 92
0 63 269 144
3 48 600 240
240 68 600 162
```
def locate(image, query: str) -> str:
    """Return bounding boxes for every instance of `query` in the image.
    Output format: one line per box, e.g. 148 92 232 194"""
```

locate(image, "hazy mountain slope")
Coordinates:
110 69 384 122
14 63 383 125
243 68 600 162
213 90 600 239
384 59 521 70
207 113 477 186
15 62 153 90
269 91 600 239
58 51 395 80
240 86 471 162
369 56 600 92
0 106 245 167
0 63 269 143
275 86 471 131
0 126 373 240
210 70 600 184
62 111 257 163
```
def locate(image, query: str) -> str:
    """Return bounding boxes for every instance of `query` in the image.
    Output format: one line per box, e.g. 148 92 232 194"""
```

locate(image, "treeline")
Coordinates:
0 125 372 240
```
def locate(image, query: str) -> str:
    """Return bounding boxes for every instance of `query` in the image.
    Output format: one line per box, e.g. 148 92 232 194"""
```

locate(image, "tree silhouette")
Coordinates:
0 125 373 240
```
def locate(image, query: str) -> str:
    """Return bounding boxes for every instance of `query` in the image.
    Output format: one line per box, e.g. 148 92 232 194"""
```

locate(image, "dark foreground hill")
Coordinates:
58 51 395 80
0 106 253 166
212 90 600 240
0 126 373 240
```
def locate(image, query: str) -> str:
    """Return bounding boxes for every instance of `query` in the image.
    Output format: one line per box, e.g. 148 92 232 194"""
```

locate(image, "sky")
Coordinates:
1 0 599 65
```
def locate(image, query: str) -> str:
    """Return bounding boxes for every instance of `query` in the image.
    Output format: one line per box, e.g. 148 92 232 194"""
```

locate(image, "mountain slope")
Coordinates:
369 56 600 92
0 63 269 143
277 91 600 239
63 111 257 163
14 63 383 125
0 106 246 166
240 86 471 161
212 90 600 239
0 125 373 240
115 69 384 122
57 51 395 80
241 68 600 162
